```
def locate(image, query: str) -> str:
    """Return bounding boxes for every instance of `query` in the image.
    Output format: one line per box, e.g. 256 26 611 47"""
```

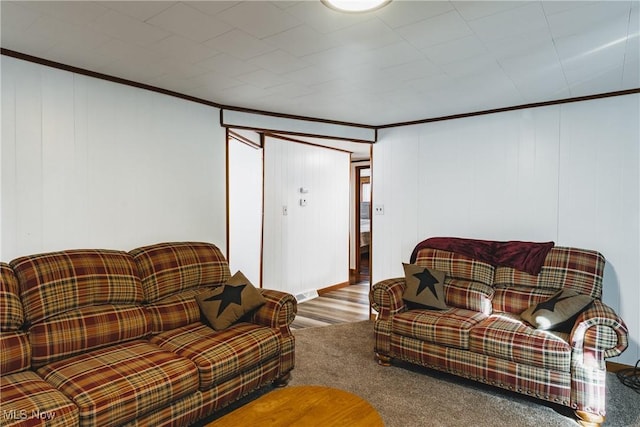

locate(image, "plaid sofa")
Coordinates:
371 244 628 427
1 242 296 427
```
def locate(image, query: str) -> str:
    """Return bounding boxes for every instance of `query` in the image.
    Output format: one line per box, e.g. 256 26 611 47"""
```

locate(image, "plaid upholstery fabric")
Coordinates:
0 371 78 427
150 322 280 390
29 304 149 368
37 340 199 427
370 278 406 319
372 242 628 421
195 358 281 418
130 242 231 303
1 263 23 331
571 300 628 364
444 279 493 314
144 288 210 334
126 356 280 427
277 334 296 376
11 249 143 325
493 247 605 299
469 313 571 371
493 286 557 314
246 289 297 376
200 359 278 418
389 336 572 406
374 318 392 356
250 289 297 332
392 308 487 350
570 358 607 416
121 392 202 427
0 332 30 376
415 248 495 286
1 264 30 376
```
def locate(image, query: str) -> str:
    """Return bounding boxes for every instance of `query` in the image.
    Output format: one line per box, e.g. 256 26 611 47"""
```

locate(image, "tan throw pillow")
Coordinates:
521 289 593 331
402 263 448 310
196 271 266 330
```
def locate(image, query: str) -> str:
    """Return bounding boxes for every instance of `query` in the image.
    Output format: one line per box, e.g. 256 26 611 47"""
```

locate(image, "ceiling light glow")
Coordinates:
322 0 391 13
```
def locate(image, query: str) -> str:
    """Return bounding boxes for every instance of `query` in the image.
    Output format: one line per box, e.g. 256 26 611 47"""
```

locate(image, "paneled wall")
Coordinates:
372 94 639 365
228 138 263 286
262 136 350 296
1 57 227 259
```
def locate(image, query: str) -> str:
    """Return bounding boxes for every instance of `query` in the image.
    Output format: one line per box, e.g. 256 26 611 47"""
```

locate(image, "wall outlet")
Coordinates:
374 204 384 215
282 205 288 216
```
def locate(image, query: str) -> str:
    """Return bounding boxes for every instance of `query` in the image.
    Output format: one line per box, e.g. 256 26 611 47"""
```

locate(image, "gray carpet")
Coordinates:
289 321 640 427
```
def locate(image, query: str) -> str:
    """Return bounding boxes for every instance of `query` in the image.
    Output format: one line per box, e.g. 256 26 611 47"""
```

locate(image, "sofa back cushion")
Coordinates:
11 250 149 367
415 248 495 314
130 242 231 333
0 263 30 375
415 248 495 286
493 246 605 314
1 263 23 331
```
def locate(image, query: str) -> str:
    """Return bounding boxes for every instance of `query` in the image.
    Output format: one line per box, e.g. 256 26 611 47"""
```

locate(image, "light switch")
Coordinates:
299 199 307 207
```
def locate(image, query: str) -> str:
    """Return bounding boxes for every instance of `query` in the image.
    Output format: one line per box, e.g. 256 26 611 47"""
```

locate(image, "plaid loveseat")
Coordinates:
371 242 628 427
1 242 296 427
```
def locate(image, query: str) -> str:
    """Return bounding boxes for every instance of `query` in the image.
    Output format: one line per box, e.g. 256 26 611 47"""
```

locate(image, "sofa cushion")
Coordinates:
469 313 571 372
29 304 149 368
0 264 30 376
414 248 495 286
196 271 266 331
0 332 30 376
443 279 494 315
0 370 78 426
37 340 199 427
392 308 487 350
492 286 558 315
1 263 23 332
150 322 281 390
402 264 448 310
144 288 209 334
520 289 593 331
493 247 605 300
11 249 144 325
131 242 231 303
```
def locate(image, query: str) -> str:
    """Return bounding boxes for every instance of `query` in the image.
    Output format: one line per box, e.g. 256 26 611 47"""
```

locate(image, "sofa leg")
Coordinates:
575 410 605 427
375 353 392 366
273 372 291 388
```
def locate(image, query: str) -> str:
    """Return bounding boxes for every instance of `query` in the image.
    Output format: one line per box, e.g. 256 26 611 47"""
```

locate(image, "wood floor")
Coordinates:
290 283 371 330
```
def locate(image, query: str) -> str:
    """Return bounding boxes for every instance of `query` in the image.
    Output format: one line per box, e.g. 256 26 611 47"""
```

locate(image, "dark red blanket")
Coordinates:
409 237 554 275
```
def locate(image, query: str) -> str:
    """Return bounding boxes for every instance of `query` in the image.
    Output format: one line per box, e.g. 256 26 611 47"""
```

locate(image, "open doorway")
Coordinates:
354 166 371 283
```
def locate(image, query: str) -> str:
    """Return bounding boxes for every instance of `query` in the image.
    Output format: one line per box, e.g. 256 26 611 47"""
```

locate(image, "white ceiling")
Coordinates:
1 1 638 127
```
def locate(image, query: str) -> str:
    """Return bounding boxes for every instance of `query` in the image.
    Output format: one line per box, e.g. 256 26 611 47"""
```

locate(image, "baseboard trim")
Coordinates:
318 281 350 295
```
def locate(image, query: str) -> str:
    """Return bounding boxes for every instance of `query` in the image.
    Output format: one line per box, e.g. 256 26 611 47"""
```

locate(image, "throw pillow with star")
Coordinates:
520 289 593 331
196 270 266 330
402 263 449 310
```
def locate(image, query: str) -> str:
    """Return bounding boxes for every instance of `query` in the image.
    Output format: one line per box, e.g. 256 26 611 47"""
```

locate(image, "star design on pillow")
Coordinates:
534 291 573 313
204 284 247 316
412 269 439 297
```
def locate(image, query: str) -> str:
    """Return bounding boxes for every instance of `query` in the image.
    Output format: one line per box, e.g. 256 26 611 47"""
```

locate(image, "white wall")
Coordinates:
1 57 227 259
228 138 263 286
262 136 350 297
372 94 639 366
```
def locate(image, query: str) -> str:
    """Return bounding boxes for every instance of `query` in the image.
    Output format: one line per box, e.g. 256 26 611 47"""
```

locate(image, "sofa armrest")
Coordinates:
570 300 629 366
250 289 297 335
370 278 406 320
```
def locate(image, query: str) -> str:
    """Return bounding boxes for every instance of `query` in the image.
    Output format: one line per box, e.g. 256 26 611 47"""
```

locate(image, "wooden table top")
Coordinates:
208 385 384 427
